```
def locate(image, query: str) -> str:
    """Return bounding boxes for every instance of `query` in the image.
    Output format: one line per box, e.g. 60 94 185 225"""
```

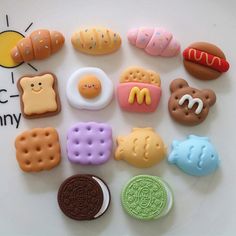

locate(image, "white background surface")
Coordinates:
0 0 235 235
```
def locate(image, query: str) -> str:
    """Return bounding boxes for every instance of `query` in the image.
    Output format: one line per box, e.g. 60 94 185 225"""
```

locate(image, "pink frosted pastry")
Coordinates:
127 27 180 57
117 67 162 113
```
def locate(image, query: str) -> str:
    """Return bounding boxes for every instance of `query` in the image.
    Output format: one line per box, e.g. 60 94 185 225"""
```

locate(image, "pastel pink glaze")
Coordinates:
127 27 180 57
117 82 162 113
135 27 154 49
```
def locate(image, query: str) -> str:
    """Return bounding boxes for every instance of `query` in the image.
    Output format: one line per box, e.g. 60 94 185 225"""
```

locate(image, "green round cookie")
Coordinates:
121 175 168 220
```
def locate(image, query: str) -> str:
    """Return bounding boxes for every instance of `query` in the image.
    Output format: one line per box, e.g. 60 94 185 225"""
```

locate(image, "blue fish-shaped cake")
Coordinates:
168 135 220 176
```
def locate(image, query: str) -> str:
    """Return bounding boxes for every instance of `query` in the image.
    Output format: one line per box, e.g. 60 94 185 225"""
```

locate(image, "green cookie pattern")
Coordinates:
121 175 168 220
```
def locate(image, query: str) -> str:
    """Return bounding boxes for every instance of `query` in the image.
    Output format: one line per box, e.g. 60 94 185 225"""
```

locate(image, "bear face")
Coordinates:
168 78 216 126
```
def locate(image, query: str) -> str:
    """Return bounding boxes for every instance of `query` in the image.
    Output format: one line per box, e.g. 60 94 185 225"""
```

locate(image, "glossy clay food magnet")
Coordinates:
115 127 167 168
168 78 216 126
168 135 220 176
66 67 113 110
117 66 162 113
122 175 173 220
71 27 121 55
17 73 61 118
15 127 61 172
58 174 110 220
183 42 230 80
127 27 180 57
11 29 64 62
66 122 113 165
3 12 228 228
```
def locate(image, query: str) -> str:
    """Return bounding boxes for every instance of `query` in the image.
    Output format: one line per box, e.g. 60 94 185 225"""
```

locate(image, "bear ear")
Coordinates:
202 89 216 106
170 78 189 93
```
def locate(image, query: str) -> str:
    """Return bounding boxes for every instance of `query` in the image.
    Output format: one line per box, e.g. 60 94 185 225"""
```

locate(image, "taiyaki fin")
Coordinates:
168 151 177 164
172 140 180 149
115 136 125 160
117 136 125 145
115 147 124 160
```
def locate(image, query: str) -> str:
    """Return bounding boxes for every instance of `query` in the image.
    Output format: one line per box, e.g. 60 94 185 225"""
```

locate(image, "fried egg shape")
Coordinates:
66 67 113 110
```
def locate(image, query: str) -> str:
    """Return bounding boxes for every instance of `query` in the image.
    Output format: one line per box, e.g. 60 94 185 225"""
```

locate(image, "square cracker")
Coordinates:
15 127 61 172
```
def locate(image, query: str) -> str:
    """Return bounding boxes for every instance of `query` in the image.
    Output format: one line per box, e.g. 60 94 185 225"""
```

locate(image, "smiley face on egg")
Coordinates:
66 67 113 110
78 75 102 99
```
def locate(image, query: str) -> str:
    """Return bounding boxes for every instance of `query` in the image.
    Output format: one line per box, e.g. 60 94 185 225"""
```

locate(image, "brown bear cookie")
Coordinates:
57 174 111 221
168 79 216 126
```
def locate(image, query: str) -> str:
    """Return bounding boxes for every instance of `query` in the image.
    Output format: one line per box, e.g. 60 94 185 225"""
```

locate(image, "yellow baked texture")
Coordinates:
71 27 121 55
120 66 161 87
15 127 61 172
19 74 57 115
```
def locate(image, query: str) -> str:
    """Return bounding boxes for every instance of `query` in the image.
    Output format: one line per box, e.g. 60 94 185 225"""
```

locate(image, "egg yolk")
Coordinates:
78 75 101 99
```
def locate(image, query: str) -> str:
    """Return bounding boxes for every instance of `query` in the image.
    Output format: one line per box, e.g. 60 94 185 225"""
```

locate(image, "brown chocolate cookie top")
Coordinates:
57 174 104 220
168 79 216 126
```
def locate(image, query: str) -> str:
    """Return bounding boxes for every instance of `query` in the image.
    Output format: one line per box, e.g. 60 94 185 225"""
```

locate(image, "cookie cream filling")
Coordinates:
93 176 110 218
155 179 174 219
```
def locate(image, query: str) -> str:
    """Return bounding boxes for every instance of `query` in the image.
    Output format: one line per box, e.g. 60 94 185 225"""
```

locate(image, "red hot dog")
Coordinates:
183 42 230 80
183 48 229 73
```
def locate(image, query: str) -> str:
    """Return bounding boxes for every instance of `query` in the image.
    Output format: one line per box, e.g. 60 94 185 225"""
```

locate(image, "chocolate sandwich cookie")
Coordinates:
57 174 110 220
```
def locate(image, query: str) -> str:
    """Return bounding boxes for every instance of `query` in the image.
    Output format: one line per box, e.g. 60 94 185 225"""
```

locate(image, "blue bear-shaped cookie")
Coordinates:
168 135 220 176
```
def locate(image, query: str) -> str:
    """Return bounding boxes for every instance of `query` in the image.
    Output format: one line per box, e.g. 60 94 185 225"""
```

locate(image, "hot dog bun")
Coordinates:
183 42 230 80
